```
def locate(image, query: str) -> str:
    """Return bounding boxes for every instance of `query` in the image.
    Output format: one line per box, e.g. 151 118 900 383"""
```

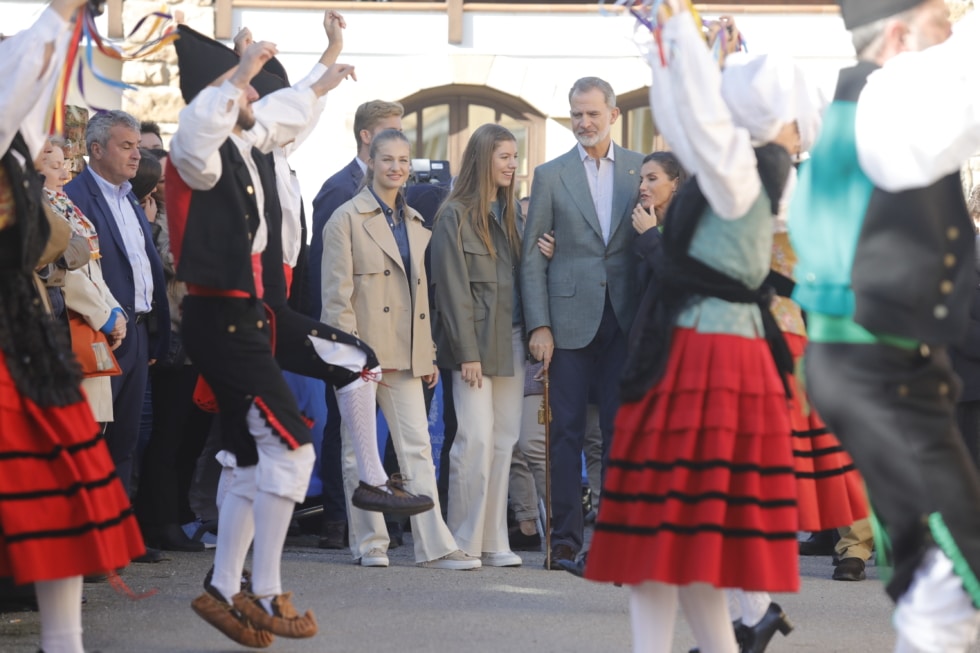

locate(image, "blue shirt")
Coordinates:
369 188 411 281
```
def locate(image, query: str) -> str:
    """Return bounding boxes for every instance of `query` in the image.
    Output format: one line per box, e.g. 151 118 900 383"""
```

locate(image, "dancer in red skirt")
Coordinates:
0 2 145 652
584 3 818 651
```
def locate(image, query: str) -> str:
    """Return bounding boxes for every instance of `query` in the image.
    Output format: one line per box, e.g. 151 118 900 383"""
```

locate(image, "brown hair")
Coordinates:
353 100 405 150
442 123 520 260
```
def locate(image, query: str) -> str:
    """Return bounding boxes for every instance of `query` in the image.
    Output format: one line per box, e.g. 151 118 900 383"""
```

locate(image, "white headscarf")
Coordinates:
720 52 822 152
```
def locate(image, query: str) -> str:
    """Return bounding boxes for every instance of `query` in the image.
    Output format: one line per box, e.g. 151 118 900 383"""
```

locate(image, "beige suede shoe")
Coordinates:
232 591 318 638
191 591 274 648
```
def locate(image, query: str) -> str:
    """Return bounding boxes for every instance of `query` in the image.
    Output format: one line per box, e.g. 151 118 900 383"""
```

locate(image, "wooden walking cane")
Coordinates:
540 369 553 570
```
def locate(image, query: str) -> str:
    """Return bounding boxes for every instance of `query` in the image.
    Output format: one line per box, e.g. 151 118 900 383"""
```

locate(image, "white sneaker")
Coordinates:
483 551 522 567
358 548 389 567
418 549 481 570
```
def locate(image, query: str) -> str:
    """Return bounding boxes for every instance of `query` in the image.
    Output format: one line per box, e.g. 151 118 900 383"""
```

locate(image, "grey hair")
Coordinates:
85 110 139 153
850 7 918 60
568 77 616 108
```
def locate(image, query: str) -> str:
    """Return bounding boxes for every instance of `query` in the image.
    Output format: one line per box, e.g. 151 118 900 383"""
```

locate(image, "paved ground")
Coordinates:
3 529 956 653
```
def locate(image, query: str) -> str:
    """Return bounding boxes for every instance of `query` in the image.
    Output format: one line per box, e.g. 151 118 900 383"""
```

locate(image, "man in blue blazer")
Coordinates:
307 99 404 550
521 77 643 569
65 110 169 501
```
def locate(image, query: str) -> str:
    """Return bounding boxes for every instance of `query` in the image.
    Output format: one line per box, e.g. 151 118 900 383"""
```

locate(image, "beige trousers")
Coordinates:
448 329 525 556
340 370 458 562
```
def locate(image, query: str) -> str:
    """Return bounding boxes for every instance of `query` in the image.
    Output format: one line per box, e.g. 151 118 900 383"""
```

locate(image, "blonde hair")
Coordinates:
353 100 405 150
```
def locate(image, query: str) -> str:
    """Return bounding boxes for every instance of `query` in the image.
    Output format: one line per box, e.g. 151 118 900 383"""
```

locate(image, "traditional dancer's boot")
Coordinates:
233 591 318 638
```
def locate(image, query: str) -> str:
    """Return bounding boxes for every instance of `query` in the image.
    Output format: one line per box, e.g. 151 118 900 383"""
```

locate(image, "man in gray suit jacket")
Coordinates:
521 77 643 568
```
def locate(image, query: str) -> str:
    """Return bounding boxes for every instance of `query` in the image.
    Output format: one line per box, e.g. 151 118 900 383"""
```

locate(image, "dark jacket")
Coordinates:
64 167 169 362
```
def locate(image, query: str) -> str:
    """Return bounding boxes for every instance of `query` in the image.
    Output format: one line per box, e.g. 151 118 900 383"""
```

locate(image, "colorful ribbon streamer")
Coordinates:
47 4 180 136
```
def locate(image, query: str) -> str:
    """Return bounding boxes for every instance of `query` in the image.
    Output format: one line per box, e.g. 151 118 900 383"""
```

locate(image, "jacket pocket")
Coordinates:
462 238 497 283
548 277 575 297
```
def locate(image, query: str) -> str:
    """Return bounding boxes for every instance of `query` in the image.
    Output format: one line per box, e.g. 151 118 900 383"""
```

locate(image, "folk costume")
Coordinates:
0 5 143 653
719 47 868 535
168 30 427 646
585 15 815 652
790 3 980 650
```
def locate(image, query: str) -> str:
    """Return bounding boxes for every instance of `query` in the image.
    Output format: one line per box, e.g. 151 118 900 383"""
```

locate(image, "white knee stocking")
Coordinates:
334 374 388 487
731 589 772 627
629 582 679 653
679 583 739 653
251 489 295 613
211 490 255 603
35 576 83 653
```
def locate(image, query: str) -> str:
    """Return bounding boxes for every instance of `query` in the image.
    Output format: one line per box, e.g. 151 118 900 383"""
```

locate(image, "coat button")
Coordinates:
228 324 237 333
940 280 954 294
947 227 960 240
600 281 606 287
311 329 318 337
247 185 254 195
384 306 390 312
939 383 950 396
898 384 909 397
806 273 816 282
934 305 949 319
257 320 264 328
384 270 391 276
919 344 931 357
420 313 426 319
944 254 956 268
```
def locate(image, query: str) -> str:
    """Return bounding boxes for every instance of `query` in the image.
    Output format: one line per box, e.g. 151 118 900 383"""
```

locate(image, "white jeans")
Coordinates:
448 328 525 555
340 369 458 562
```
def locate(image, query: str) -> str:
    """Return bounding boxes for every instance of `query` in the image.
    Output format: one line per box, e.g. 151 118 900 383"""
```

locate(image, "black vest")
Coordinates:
176 139 285 306
846 68 977 345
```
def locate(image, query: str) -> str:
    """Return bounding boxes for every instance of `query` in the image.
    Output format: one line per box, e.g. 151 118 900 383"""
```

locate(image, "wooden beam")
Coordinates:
216 0 234 40
449 0 464 44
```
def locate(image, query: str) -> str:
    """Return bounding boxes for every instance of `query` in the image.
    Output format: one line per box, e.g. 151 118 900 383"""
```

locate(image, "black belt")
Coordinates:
135 312 150 325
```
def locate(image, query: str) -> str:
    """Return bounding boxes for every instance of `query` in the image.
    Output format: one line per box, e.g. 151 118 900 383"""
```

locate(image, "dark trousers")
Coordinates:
548 299 628 552
106 320 149 497
956 399 980 470
437 371 456 513
135 364 212 535
806 342 980 602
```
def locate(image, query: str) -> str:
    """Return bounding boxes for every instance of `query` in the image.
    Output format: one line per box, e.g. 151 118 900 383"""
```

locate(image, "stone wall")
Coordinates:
119 0 217 146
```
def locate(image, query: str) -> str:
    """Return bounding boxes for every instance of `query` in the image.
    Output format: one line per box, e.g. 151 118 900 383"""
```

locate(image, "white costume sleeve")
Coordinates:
282 62 328 157
0 6 72 159
647 14 760 219
168 80 244 191
856 11 980 192
249 84 319 155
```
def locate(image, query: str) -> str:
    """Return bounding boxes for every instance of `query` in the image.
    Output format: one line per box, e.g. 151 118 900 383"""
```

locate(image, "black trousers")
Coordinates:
806 342 980 602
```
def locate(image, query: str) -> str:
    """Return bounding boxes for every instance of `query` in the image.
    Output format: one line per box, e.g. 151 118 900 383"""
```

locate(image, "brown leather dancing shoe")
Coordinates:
191 591 274 648
232 591 318 638
351 473 435 517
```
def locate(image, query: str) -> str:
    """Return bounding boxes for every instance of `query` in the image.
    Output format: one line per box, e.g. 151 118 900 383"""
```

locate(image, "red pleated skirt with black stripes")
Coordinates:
584 328 799 592
784 332 868 531
0 351 144 585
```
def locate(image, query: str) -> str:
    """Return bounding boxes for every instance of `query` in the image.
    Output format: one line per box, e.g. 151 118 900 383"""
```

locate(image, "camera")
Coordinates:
408 159 452 188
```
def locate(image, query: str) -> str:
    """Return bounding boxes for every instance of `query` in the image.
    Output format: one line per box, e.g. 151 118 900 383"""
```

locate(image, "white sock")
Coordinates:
735 589 772 627
35 576 83 653
725 589 742 622
629 581 678 653
679 583 739 653
251 489 295 614
335 374 388 487
211 491 255 602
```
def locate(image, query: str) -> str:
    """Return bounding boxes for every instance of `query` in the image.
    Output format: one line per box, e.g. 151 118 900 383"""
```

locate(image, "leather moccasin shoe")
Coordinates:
351 474 434 517
191 591 274 648
833 557 866 581
232 591 318 639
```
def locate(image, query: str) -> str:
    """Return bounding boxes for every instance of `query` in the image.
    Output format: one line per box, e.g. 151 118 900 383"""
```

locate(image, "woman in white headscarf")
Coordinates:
583 4 820 652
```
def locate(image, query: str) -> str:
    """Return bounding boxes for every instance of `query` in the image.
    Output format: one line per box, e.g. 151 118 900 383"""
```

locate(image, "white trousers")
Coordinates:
340 369 457 562
448 328 525 556
893 547 980 652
